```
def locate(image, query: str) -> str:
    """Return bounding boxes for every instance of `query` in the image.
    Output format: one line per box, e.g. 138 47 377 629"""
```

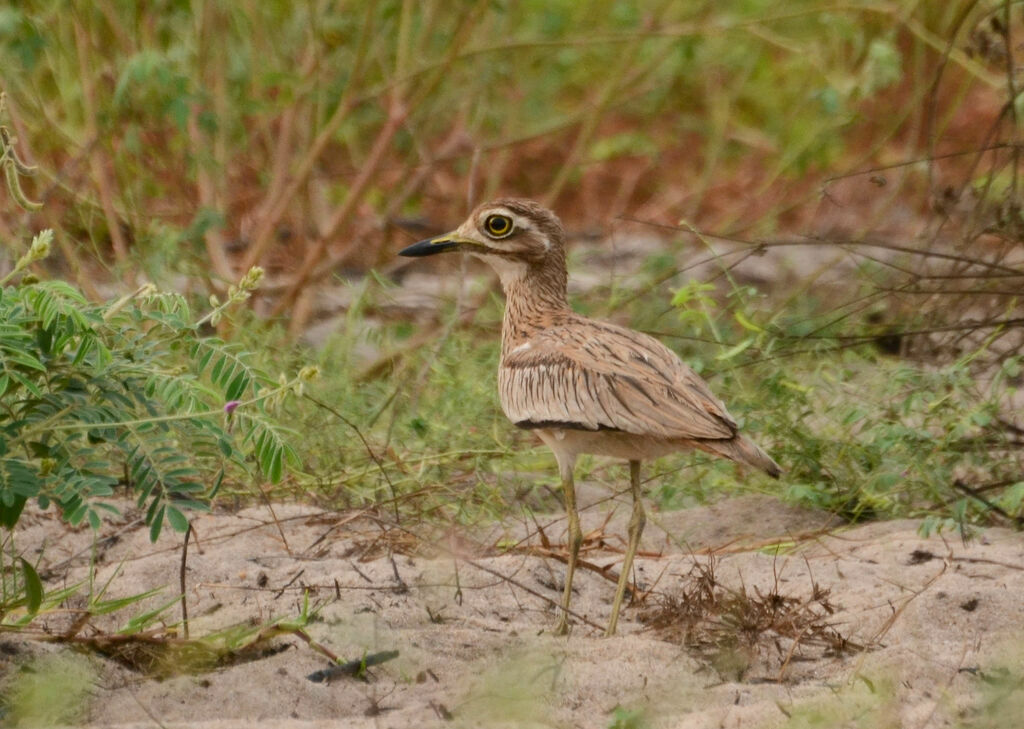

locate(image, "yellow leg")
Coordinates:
555 469 582 636
606 460 645 637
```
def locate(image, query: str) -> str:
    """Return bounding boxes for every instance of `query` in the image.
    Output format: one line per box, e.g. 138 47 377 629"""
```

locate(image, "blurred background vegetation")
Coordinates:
0 0 1022 537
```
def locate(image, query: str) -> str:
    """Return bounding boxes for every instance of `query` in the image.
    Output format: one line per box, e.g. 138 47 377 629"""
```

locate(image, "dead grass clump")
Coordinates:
640 555 865 682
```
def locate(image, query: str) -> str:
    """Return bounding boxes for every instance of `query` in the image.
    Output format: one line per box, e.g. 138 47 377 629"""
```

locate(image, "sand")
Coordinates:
2 488 1023 729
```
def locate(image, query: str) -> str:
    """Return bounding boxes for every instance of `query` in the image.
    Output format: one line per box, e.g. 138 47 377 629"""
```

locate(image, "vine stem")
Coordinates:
179 522 193 639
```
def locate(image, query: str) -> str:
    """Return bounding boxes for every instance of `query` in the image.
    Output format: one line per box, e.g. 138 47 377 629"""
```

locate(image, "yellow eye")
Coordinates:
484 214 513 238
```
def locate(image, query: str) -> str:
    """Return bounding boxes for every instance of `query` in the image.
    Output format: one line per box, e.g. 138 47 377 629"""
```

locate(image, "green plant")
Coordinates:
608 705 649 729
959 658 1024 729
0 92 40 212
0 653 95 727
238 249 1019 537
0 243 303 534
651 262 1022 526
0 1 929 333
780 674 901 729
0 232 312 621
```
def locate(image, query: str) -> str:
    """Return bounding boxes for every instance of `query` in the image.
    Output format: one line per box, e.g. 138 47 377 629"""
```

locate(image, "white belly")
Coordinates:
534 427 686 462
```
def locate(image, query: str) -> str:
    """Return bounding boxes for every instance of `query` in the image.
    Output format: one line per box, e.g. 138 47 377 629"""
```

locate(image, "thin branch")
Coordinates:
179 523 193 639
238 3 375 274
272 100 408 330
303 393 401 523
73 16 129 268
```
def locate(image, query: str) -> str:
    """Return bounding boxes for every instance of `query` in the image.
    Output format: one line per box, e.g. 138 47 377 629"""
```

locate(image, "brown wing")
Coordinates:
498 318 737 440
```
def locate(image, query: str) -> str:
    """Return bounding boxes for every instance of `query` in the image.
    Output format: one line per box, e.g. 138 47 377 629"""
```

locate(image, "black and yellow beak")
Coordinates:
398 233 466 257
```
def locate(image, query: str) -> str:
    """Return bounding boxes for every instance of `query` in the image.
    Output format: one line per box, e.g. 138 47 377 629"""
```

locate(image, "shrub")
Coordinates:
0 239 307 541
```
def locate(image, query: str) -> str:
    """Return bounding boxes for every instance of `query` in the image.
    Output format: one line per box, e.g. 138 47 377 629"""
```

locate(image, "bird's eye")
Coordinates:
484 214 513 238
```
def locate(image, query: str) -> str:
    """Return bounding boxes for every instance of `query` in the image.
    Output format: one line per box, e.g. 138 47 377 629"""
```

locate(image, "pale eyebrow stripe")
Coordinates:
481 208 533 231
508 213 533 231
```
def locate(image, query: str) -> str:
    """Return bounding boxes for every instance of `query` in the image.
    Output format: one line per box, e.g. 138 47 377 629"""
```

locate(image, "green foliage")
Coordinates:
0 542 47 621
960 660 1024 729
780 658 1024 729
0 235 303 543
781 674 901 729
608 705 649 729
0 653 95 727
284 251 1021 534
0 1 922 288
454 649 560 726
655 269 1022 525
287 285 524 521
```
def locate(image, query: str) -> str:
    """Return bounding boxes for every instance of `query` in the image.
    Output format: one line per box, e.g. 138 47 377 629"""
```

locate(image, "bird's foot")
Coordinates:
553 615 570 636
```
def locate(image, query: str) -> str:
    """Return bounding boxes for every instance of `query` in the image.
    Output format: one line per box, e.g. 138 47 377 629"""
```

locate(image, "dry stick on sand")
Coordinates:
306 649 401 684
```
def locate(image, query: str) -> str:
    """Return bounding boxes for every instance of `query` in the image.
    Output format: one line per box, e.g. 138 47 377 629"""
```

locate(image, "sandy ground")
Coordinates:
3 486 1023 729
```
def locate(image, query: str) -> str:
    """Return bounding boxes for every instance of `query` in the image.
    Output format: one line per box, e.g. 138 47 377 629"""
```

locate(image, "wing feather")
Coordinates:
499 319 737 440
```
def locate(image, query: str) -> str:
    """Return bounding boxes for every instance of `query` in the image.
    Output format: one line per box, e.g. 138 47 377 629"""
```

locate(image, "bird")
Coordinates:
399 198 781 636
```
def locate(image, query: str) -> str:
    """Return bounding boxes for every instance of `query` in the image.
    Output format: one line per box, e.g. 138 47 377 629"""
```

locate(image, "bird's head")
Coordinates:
399 198 566 287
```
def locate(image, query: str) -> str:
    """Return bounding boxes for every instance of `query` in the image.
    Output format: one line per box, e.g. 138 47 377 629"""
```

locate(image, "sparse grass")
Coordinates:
244 257 1020 535
779 674 903 729
453 648 563 727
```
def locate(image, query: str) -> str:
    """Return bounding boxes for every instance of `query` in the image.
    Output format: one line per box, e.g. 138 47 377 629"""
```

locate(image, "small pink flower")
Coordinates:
224 400 240 415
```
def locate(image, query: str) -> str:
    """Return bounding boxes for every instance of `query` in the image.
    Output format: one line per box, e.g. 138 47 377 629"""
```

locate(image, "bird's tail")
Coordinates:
697 434 782 479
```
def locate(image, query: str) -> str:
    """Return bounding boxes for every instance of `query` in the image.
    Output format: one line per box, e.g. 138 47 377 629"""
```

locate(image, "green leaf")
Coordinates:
20 558 44 614
0 495 28 528
149 506 165 542
197 346 215 373
164 467 200 480
171 498 211 512
268 445 284 483
211 355 226 383
225 370 249 401
4 349 47 371
716 337 754 361
67 501 89 526
8 370 44 397
165 506 189 532
734 310 764 333
209 469 225 498
258 439 274 475
91 586 166 616
118 594 181 635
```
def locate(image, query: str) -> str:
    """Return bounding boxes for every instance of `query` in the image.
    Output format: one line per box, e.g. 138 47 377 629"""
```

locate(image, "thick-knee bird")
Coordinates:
399 199 781 636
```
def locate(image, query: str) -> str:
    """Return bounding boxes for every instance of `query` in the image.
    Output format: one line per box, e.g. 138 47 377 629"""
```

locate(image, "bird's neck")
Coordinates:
500 259 571 354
